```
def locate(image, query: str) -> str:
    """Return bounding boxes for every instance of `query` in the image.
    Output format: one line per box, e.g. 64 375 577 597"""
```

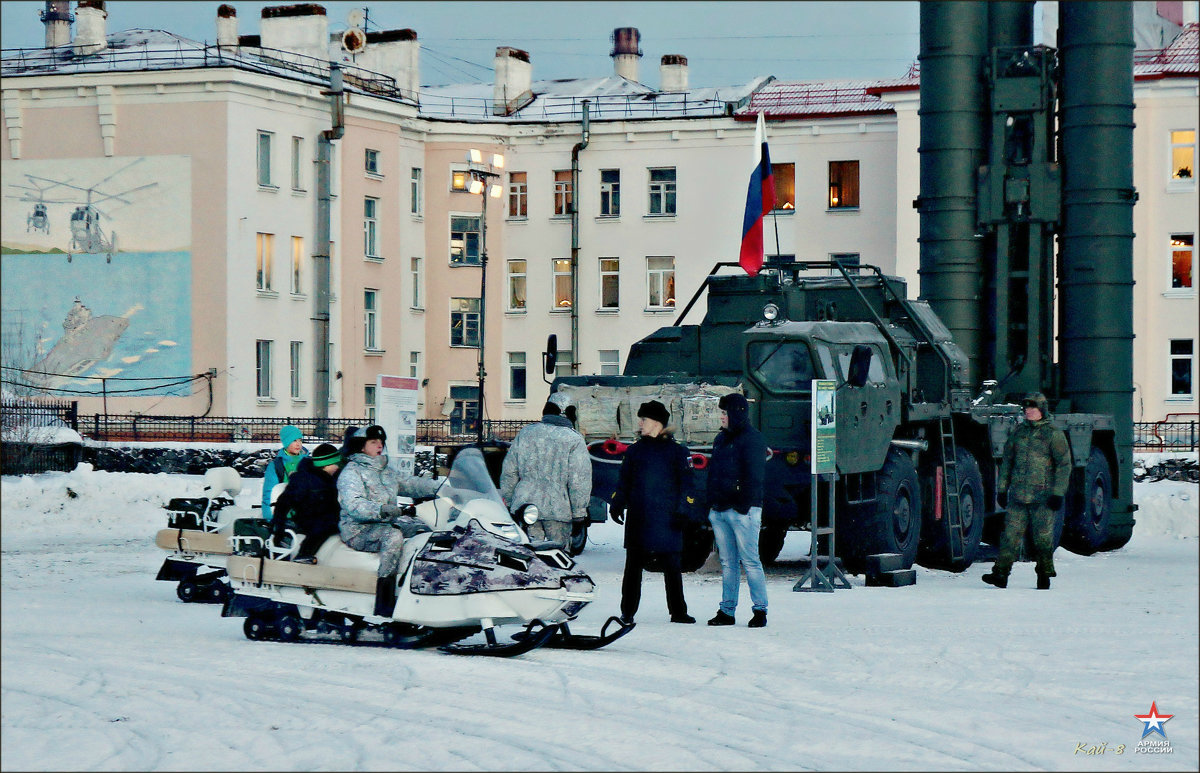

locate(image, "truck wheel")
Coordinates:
918 448 985 572
758 522 789 565
680 527 714 573
839 448 922 573
1061 448 1112 555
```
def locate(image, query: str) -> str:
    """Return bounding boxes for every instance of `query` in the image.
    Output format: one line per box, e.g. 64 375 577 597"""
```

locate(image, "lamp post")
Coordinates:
465 149 505 445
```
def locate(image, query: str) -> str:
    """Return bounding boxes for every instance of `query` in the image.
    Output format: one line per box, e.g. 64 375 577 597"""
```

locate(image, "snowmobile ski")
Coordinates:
541 615 635 650
439 620 561 657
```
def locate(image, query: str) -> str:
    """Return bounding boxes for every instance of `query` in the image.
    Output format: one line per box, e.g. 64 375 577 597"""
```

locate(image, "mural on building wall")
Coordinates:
1 156 192 395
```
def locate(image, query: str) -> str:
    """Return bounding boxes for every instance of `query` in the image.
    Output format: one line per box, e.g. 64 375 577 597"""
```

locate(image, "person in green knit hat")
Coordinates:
261 424 308 521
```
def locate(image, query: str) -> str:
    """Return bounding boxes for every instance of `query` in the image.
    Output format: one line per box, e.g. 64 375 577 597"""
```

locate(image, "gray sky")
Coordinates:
1 1 922 87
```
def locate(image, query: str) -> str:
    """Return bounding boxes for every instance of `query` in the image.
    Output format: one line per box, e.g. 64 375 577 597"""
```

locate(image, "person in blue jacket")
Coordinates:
261 424 307 521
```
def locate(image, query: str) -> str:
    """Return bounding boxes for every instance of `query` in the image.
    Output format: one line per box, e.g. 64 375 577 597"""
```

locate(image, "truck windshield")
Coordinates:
748 341 815 392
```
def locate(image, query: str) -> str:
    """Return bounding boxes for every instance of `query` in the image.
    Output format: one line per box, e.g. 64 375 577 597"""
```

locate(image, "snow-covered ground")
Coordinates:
2 463 1197 772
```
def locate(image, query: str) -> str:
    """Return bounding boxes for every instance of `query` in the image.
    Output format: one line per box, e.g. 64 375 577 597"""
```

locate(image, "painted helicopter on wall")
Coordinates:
4 176 71 235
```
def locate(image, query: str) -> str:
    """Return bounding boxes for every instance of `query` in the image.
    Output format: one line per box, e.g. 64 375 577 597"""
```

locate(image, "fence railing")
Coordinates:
1134 420 1198 452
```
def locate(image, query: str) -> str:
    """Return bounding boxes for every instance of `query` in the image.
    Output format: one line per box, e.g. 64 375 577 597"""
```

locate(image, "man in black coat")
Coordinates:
609 400 696 624
271 443 343 562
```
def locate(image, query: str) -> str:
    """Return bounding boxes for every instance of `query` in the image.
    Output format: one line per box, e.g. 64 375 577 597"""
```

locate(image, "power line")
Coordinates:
0 365 205 382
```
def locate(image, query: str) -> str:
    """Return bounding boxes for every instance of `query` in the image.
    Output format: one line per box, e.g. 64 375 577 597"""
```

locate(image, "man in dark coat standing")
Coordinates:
270 443 343 563
610 400 696 624
706 392 769 628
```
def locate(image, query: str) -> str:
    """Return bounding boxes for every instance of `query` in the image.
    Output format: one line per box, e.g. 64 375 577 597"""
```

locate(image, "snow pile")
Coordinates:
1133 480 1198 538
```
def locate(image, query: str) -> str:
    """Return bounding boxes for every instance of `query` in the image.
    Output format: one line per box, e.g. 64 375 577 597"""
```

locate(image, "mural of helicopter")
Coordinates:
21 159 157 262
4 176 71 235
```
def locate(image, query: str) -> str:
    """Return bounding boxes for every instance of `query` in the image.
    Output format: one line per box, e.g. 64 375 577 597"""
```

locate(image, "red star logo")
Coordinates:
1134 702 1173 739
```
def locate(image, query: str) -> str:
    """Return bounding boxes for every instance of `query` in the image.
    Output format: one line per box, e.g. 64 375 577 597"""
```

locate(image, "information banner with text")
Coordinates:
376 375 420 478
811 379 837 475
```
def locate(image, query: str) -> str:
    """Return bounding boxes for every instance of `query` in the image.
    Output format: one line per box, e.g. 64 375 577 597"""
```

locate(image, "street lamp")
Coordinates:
464 149 504 445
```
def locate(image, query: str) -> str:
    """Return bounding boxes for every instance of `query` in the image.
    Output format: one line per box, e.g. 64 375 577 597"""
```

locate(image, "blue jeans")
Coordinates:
708 507 768 615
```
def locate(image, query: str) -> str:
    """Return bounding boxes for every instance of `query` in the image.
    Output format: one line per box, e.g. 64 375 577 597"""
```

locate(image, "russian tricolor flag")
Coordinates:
739 112 775 276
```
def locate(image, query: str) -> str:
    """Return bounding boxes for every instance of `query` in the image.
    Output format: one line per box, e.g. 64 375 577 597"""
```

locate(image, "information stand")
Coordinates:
794 379 852 592
374 375 420 478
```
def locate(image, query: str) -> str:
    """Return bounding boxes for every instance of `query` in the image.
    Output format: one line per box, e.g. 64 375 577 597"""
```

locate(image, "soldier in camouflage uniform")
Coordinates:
499 398 591 550
982 393 1072 590
337 425 440 616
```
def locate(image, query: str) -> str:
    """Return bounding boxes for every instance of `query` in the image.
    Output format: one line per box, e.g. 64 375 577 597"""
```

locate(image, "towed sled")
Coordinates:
222 448 633 657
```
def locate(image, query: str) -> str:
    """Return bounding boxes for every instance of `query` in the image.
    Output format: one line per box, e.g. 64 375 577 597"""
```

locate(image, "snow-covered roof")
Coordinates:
736 77 912 120
1134 21 1199 78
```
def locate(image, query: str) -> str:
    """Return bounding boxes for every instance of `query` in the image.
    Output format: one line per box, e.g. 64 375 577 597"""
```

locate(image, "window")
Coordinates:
289 341 303 400
830 253 861 274
508 172 528 218
508 352 527 401
829 160 860 208
749 340 815 392
1171 234 1194 289
772 163 795 211
363 197 379 258
256 232 274 291
600 169 620 216
450 215 481 265
599 349 620 375
1170 339 1194 397
363 289 379 350
257 131 273 186
448 385 480 435
291 236 303 294
411 168 423 215
364 385 377 422
648 168 677 215
256 340 273 398
291 136 303 190
365 148 380 175
1170 130 1195 182
409 351 421 379
410 257 423 308
600 258 620 308
553 258 573 309
450 297 481 347
450 168 469 191
508 260 527 310
555 349 573 379
647 256 675 308
554 170 573 216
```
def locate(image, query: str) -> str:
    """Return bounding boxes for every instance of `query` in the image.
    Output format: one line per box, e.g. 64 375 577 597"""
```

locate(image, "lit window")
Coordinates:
1171 234 1194 289
257 131 273 187
1170 130 1195 182
600 258 620 308
829 160 860 209
772 163 795 210
256 340 273 398
364 197 379 258
256 232 274 291
410 168 423 215
508 260 527 310
289 341 303 399
648 168 676 215
600 169 620 216
509 352 527 401
1170 339 1194 397
291 236 303 294
363 289 379 350
448 385 480 435
450 297 481 347
647 256 675 308
450 168 469 192
509 172 528 217
450 216 481 265
554 170 573 216
553 258 573 309
365 148 380 175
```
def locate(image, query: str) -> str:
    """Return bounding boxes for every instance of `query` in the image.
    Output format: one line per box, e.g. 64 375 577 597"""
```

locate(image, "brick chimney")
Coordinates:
41 1 71 49
493 46 533 116
660 54 688 91
73 0 107 56
610 27 642 82
355 29 420 102
216 5 238 48
259 4 328 61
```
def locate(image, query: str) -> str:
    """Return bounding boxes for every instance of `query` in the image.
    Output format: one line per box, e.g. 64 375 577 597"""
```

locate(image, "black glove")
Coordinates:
1046 494 1063 510
996 492 1008 508
610 508 625 525
381 502 414 520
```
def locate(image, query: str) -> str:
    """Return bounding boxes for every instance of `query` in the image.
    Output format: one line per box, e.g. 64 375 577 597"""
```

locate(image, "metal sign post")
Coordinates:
795 379 852 592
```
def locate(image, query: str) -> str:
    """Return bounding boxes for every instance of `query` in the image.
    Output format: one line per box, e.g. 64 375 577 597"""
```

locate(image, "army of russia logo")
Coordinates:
1133 702 1174 754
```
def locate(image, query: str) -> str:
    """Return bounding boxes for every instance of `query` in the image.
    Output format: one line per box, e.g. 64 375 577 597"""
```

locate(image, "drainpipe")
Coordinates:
569 100 590 376
314 62 344 437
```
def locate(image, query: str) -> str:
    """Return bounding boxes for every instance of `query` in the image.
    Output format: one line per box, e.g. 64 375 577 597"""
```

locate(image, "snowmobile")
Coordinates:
221 448 633 657
155 467 275 604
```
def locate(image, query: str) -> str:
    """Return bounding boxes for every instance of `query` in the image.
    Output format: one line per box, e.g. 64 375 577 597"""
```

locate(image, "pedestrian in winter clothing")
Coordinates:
610 400 696 624
706 392 769 628
262 424 307 521
499 398 591 550
337 425 440 616
982 393 1071 590
271 443 343 563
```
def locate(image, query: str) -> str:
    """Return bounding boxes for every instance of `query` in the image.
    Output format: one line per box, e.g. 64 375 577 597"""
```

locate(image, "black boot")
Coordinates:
374 574 397 617
707 610 735 626
1036 572 1051 590
748 610 767 628
981 572 1008 589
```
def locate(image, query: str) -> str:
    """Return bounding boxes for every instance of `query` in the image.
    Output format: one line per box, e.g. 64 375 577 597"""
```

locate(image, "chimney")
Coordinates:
260 4 328 61
611 27 642 82
73 0 107 56
357 29 420 102
493 46 533 116
660 54 688 91
40 1 71 49
216 5 238 48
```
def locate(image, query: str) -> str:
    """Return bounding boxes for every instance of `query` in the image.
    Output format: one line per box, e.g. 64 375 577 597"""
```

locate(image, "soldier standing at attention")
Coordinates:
982 392 1072 590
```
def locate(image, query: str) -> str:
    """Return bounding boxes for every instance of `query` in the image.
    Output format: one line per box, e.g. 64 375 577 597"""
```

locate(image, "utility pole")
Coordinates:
314 61 344 438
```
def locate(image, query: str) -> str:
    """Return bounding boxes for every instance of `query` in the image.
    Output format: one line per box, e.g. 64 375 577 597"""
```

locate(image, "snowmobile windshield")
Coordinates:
437 448 506 511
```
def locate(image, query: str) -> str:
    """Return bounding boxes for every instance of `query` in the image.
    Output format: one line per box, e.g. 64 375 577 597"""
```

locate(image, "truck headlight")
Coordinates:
762 302 780 322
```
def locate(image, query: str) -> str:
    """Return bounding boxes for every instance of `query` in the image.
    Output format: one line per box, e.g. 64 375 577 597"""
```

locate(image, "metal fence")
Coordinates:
1133 420 1198 451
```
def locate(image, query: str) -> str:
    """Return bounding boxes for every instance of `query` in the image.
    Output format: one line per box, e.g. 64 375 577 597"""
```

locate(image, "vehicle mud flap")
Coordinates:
439 620 560 657
221 592 276 619
156 557 200 582
541 615 635 650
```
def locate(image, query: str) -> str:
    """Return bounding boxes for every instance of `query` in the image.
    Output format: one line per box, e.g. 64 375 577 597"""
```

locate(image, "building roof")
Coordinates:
1134 22 1199 78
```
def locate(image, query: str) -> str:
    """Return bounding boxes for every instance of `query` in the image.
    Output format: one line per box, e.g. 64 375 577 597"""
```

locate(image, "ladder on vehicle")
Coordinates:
939 415 965 563
794 473 852 592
